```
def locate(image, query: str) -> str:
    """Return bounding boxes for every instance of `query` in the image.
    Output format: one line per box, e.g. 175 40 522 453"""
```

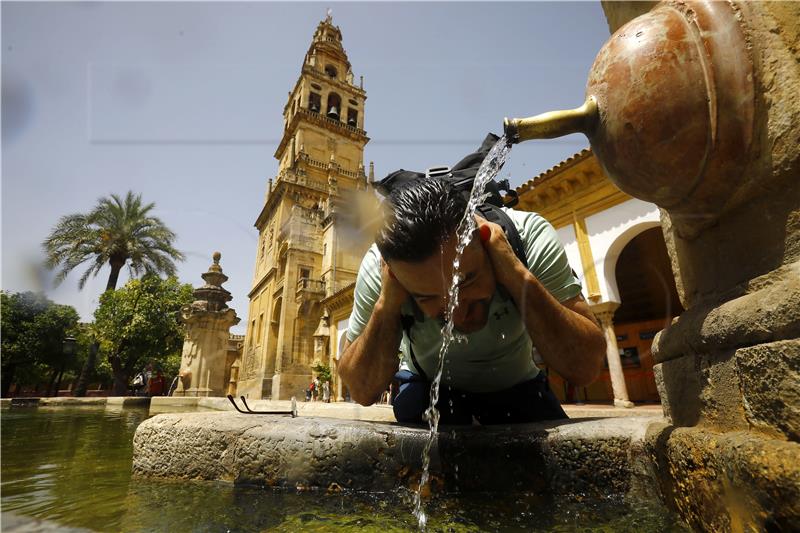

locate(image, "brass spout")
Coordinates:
504 96 598 144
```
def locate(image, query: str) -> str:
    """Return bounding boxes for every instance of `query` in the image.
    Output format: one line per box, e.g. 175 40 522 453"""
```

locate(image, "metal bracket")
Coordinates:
227 395 297 417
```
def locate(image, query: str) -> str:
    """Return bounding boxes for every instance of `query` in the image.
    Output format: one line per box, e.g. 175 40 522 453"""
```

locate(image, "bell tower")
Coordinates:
238 14 370 400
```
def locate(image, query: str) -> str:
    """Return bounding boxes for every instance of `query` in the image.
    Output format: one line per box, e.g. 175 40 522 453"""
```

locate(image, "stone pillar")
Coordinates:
591 302 633 408
227 360 240 397
175 252 240 398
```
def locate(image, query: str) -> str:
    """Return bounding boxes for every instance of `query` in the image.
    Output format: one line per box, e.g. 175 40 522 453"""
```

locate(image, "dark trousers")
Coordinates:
392 370 568 425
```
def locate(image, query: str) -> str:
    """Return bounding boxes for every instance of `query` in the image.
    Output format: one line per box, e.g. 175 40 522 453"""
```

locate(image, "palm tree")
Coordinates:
43 191 184 396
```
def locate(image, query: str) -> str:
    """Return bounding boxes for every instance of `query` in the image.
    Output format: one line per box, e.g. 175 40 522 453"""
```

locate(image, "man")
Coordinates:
338 177 606 424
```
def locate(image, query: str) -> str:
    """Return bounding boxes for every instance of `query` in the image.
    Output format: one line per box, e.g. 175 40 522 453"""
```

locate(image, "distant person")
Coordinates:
312 377 320 402
148 369 165 397
338 137 606 425
131 371 147 396
322 380 331 403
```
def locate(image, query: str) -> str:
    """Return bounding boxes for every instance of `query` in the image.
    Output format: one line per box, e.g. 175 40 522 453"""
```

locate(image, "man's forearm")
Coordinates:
508 269 606 385
338 299 403 405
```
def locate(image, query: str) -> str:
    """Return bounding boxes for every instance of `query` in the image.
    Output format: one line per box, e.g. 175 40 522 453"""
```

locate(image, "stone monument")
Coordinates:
174 252 240 397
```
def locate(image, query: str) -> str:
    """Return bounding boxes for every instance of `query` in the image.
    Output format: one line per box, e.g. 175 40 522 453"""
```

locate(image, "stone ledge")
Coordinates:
652 261 800 363
132 413 662 495
647 425 800 532
106 397 151 407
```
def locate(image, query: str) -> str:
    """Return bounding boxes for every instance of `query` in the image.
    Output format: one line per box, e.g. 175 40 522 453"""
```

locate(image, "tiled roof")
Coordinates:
516 148 592 195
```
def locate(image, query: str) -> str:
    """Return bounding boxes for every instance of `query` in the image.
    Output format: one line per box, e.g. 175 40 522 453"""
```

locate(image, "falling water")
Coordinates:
413 136 513 530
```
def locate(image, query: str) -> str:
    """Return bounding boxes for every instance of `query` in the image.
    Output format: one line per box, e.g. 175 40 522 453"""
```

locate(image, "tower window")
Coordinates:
347 108 358 127
325 65 338 79
308 92 321 113
326 93 341 120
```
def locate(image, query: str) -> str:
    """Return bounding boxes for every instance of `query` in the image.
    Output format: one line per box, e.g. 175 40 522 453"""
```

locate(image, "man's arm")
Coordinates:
480 219 606 385
337 262 407 405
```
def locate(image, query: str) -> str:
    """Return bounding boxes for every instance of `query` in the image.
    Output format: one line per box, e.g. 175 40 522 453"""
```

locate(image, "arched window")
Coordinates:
324 64 338 79
326 93 341 120
347 108 358 127
308 92 321 113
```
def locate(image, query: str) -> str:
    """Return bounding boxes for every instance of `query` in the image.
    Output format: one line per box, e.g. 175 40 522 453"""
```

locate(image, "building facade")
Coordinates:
515 149 683 405
237 15 372 400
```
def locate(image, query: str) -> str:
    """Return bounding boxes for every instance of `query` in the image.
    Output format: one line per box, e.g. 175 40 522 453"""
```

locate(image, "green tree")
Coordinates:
312 362 332 383
42 191 184 395
93 275 193 395
1 291 80 397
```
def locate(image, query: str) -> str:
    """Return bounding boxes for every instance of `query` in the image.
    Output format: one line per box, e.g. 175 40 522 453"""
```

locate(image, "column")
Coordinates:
591 301 634 408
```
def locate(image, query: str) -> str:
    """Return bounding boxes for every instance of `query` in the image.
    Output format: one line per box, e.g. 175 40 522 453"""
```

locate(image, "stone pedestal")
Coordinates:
175 253 240 398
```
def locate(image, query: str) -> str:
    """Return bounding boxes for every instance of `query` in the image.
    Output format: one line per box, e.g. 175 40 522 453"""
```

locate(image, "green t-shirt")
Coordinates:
346 209 582 393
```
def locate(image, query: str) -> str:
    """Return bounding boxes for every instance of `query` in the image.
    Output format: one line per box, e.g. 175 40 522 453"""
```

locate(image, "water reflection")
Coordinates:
1 407 688 532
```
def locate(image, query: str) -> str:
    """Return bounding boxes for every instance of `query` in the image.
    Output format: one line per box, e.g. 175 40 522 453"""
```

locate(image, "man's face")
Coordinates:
388 232 496 334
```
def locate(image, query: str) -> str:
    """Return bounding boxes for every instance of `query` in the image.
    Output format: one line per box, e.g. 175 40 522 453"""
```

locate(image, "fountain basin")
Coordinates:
133 412 800 529
133 413 661 495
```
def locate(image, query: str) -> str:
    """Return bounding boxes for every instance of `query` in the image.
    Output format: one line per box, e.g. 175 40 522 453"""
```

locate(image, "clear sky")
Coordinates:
2 1 611 333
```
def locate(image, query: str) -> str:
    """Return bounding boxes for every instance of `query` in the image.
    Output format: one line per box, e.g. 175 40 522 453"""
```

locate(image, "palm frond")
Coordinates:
43 191 183 291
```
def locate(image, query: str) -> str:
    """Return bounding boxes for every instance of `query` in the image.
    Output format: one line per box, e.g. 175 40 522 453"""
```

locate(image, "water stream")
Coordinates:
413 136 513 530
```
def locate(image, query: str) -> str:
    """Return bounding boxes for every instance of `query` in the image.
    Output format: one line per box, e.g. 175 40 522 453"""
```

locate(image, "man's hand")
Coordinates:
476 216 527 290
379 259 410 312
337 256 406 406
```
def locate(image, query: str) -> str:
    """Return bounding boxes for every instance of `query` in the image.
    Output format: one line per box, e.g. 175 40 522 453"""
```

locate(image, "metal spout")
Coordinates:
504 96 598 144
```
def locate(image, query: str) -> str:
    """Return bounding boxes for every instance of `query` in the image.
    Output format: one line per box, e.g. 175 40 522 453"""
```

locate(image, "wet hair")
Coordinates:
376 177 467 263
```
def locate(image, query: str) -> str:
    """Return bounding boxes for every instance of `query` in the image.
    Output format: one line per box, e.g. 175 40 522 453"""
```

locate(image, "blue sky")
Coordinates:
2 2 610 333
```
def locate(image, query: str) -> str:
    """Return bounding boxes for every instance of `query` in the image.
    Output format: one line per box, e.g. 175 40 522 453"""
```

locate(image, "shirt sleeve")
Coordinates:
346 245 383 342
511 209 583 302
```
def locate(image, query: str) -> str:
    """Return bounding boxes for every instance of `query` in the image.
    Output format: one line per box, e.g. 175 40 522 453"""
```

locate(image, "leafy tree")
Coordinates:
1 291 80 396
93 275 193 395
312 362 332 383
42 191 184 395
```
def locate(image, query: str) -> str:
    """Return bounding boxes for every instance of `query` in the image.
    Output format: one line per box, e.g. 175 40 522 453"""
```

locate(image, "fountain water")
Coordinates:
413 136 512 529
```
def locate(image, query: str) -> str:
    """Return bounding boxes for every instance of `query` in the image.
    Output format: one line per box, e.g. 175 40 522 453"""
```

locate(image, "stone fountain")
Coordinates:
173 252 240 397
132 2 798 530
505 0 799 529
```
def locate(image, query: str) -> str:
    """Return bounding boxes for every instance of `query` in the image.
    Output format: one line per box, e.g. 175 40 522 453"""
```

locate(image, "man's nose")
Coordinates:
451 297 470 324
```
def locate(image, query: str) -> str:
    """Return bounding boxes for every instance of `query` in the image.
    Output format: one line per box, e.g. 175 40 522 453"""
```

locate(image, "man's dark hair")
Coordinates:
376 177 467 263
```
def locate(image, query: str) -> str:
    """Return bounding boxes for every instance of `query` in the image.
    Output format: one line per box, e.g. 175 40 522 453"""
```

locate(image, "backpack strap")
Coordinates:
476 204 529 270
400 312 429 381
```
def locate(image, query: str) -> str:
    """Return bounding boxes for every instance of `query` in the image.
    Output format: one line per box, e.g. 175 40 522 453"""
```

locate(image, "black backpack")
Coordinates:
375 133 528 270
